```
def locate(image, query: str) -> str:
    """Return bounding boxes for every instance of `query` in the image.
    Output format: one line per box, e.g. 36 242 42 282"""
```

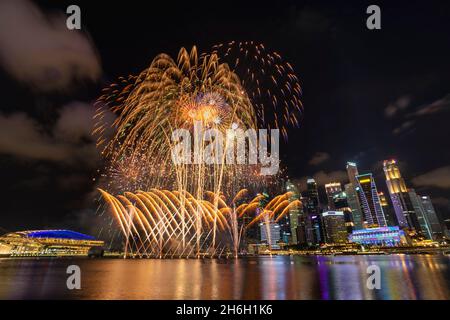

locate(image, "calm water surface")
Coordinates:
0 255 449 299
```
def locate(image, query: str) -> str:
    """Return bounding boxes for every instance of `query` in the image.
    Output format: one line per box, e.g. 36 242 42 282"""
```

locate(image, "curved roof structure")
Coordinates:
7 230 95 241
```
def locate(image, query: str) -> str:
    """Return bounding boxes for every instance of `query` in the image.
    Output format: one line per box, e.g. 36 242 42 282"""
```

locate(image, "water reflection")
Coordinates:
0 255 449 299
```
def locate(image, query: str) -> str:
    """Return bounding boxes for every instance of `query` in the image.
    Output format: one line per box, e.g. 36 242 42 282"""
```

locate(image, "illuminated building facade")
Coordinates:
378 191 397 227
356 173 387 227
408 189 433 239
325 182 342 210
332 191 354 233
345 162 364 229
420 195 443 240
304 178 324 245
346 162 360 186
305 178 320 214
383 159 421 231
321 211 348 244
285 180 300 244
259 221 281 248
349 226 407 246
0 230 104 257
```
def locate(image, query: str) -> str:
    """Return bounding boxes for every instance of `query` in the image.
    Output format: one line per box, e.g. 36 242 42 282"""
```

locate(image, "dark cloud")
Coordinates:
0 102 107 167
431 197 450 207
385 95 411 118
408 94 450 117
298 170 347 191
412 166 450 189
393 120 415 136
0 0 101 91
389 93 450 136
308 152 330 166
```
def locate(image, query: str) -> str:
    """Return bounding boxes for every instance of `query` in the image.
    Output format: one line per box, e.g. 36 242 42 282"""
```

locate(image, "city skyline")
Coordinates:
277 157 448 248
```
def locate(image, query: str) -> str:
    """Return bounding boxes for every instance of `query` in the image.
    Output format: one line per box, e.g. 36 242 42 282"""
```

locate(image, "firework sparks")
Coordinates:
95 44 302 257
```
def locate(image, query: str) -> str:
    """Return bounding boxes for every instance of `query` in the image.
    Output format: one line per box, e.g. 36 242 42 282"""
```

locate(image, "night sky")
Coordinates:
1 0 449 234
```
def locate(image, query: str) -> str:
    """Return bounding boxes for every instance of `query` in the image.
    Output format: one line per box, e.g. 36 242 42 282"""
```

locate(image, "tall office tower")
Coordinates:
259 221 281 248
333 191 354 233
346 162 359 186
303 178 323 246
383 159 421 231
378 192 397 226
308 214 324 246
305 178 320 213
325 182 342 209
408 190 432 239
285 180 300 244
321 211 348 244
345 184 363 229
295 198 308 247
356 173 387 227
420 196 443 240
345 162 364 229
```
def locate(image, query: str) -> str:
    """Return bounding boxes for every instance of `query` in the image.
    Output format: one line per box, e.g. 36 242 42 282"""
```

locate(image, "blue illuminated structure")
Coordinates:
24 230 95 241
349 226 407 246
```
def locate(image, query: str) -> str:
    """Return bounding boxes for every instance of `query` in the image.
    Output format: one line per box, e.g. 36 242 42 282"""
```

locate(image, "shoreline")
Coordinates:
1 249 449 260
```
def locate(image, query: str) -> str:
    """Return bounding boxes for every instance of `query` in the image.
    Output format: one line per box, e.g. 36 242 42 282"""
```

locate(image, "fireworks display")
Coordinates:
99 188 300 258
212 41 303 138
95 44 302 257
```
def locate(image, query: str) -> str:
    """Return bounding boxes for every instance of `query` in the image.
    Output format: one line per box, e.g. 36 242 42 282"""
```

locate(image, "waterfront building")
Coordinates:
349 226 407 246
420 195 443 240
345 162 364 229
285 180 300 244
308 214 324 246
321 211 348 244
0 230 104 257
304 178 320 213
378 191 397 227
303 178 324 246
345 183 363 229
383 159 421 231
346 162 359 186
332 191 354 233
325 182 342 210
356 173 387 227
408 189 433 239
259 221 281 248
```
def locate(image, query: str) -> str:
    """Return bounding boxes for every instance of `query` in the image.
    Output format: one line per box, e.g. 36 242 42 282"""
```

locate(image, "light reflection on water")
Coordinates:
0 255 449 300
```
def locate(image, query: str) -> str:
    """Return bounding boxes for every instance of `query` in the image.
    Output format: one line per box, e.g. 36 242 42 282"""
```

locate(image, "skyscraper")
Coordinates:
420 195 443 240
345 162 364 229
383 159 421 231
321 211 348 244
408 189 433 239
305 178 320 213
333 191 354 234
260 221 281 248
356 173 387 227
304 178 323 246
378 191 397 226
345 183 363 229
325 182 342 210
296 197 308 247
346 162 359 186
285 180 300 244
